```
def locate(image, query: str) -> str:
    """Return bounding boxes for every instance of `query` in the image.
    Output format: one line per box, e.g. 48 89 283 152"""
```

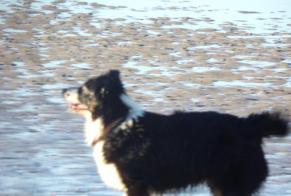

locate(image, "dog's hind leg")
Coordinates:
207 178 253 196
209 180 255 196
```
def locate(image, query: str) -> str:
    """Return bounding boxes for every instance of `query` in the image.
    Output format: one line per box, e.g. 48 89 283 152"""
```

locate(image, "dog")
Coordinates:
63 70 289 196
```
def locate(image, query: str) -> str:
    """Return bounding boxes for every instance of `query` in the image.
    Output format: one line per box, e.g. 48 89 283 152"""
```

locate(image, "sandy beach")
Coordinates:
0 0 291 195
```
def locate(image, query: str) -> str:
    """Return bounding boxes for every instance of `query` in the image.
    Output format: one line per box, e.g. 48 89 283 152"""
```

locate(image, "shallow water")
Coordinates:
0 0 291 195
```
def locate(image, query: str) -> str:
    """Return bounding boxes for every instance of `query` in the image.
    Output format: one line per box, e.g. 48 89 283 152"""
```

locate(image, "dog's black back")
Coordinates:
104 111 288 196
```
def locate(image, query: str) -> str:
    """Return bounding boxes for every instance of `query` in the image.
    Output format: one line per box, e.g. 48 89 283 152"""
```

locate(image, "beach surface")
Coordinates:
0 0 291 195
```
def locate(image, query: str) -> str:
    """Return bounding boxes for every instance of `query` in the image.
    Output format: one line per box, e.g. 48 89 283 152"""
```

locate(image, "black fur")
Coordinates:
63 70 289 196
80 70 128 125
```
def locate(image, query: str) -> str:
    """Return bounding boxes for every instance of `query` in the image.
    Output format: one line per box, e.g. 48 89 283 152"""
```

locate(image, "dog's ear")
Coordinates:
106 70 124 95
108 70 120 81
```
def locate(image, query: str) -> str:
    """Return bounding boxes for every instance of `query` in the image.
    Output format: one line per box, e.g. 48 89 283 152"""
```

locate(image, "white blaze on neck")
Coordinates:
120 93 144 119
84 115 104 146
93 141 126 191
85 93 144 192
84 111 126 190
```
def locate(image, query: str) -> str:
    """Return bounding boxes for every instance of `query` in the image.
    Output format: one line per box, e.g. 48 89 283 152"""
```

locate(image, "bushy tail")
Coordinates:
246 112 289 138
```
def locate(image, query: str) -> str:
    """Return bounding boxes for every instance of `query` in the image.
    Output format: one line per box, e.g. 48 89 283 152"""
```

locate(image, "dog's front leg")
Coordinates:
126 183 149 196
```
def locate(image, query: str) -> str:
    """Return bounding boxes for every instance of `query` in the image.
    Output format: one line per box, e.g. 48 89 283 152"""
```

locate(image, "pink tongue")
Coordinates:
70 103 79 109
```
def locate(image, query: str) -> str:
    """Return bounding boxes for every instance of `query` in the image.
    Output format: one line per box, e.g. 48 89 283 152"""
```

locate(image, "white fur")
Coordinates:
64 88 79 104
84 115 125 191
93 141 126 191
120 94 144 119
116 94 144 133
119 119 134 131
84 116 104 146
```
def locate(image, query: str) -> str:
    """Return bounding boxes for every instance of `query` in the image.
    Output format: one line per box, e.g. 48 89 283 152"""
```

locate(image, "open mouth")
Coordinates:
63 87 88 112
68 103 88 111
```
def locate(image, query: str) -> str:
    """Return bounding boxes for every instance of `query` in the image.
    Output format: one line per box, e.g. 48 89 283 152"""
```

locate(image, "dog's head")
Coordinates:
63 70 124 119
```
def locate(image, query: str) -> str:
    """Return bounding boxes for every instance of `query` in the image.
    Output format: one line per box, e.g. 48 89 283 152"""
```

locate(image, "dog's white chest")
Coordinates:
93 141 125 191
84 118 103 146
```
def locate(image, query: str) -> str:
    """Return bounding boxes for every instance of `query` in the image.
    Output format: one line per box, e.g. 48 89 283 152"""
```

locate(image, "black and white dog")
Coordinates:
63 70 289 196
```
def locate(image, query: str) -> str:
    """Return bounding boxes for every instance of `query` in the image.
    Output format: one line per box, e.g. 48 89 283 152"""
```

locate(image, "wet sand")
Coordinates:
0 0 291 195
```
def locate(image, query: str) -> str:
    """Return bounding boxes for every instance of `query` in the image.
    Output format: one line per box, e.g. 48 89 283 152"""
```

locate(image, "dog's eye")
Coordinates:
78 88 82 94
79 87 90 100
